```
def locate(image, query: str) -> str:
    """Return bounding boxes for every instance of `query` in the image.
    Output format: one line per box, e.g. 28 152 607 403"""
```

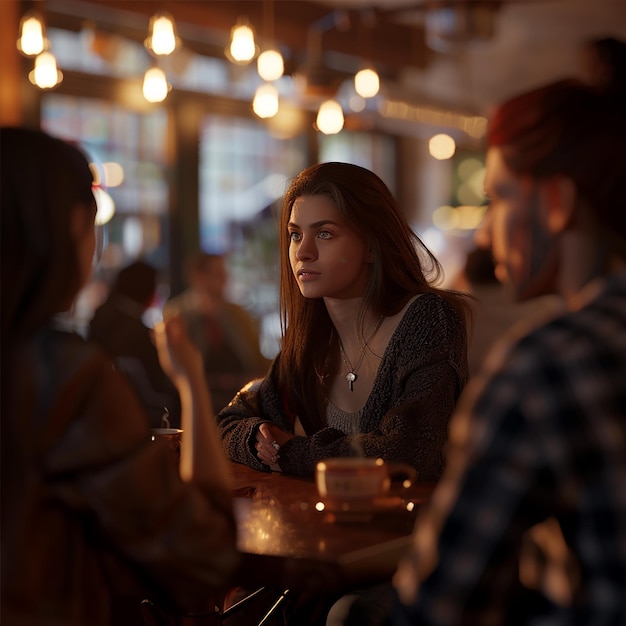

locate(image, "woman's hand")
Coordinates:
255 423 294 471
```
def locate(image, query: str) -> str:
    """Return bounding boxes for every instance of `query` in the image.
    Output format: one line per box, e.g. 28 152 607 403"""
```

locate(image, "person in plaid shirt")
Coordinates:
392 80 626 625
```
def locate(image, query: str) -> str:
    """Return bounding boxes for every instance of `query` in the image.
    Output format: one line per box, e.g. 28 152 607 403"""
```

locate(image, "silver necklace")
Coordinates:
337 316 384 392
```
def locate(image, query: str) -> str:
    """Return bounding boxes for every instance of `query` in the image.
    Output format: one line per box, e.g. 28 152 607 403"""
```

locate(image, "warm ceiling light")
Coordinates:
253 83 279 119
226 19 258 64
257 49 284 81
103 162 125 188
142 67 170 103
354 67 380 98
429 133 456 160
28 51 63 89
316 99 344 135
18 12 46 56
145 12 180 56
93 187 116 225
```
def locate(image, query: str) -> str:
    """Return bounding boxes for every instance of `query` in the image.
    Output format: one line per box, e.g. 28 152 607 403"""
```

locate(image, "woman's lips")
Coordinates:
297 269 320 281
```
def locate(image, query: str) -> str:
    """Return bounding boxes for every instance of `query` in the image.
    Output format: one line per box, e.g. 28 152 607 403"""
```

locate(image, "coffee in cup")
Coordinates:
151 428 183 456
315 457 416 502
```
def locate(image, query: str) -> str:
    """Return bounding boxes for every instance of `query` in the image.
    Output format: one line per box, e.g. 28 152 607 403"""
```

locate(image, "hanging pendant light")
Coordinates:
257 49 284 82
257 0 283 81
354 67 380 98
253 83 279 119
28 51 63 89
17 12 46 56
316 99 344 135
145 12 180 56
226 18 258 64
142 67 170 103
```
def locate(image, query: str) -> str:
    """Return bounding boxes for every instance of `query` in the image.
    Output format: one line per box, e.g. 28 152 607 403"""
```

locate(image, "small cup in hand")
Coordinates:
151 427 183 457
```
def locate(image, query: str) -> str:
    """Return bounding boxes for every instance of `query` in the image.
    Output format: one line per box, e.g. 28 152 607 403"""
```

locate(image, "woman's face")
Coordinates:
288 194 372 300
479 147 558 301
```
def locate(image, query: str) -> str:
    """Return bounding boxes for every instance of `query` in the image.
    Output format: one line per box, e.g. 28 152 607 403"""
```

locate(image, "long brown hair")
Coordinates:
1 126 96 371
276 162 470 431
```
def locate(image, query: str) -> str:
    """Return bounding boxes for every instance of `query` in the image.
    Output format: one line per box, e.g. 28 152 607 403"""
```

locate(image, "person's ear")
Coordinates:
542 176 577 234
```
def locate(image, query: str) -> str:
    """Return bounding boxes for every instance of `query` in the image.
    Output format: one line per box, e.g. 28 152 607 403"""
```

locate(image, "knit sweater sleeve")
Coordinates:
215 360 291 471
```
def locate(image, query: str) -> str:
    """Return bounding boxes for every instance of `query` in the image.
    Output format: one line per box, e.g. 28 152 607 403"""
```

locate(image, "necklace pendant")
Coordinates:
346 371 357 391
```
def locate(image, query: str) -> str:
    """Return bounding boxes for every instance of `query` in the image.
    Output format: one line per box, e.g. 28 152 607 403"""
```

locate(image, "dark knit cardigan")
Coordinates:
216 293 468 481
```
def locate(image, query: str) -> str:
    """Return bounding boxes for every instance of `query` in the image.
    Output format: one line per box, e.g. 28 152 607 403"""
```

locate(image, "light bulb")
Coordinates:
142 67 170 103
227 22 257 64
316 100 344 135
93 187 116 225
29 51 63 89
18 14 45 56
253 83 279 119
257 49 284 81
354 68 380 98
429 133 456 160
146 13 179 56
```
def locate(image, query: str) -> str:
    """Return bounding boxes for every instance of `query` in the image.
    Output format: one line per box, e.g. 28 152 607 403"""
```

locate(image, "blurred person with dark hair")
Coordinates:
456 247 560 379
1 127 239 626
580 36 626 100
393 80 626 624
165 251 271 414
89 260 181 428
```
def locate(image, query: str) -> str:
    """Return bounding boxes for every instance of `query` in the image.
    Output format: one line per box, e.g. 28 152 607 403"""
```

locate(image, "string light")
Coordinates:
145 12 180 56
316 99 344 135
142 67 170 103
17 12 46 56
429 133 456 160
226 18 258 64
28 51 63 89
354 67 380 98
257 0 283 81
257 49 284 82
253 83 279 118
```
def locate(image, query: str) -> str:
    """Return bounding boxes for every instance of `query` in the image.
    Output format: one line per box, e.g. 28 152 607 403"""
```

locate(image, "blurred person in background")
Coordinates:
393 79 626 624
89 260 181 428
455 246 560 379
580 36 626 100
0 127 239 626
165 251 271 414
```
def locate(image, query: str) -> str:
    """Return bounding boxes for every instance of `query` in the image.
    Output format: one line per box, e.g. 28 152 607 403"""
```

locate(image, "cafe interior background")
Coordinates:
2 0 625 359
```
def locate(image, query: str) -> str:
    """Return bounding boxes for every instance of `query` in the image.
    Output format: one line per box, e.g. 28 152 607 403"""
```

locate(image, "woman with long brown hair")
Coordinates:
217 162 470 481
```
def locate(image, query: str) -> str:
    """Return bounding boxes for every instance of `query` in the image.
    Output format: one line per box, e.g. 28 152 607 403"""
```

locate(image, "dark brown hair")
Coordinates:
113 260 157 306
488 79 626 237
275 161 470 431
1 127 96 345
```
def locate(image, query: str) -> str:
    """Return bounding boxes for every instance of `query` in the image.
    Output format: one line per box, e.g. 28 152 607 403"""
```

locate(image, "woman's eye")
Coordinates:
289 231 301 242
318 230 332 240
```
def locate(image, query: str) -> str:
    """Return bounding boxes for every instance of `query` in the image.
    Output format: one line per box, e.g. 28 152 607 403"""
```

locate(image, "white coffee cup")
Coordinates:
315 457 416 502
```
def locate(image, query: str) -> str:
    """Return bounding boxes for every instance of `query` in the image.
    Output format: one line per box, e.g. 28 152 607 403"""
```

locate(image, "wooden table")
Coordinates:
229 461 434 596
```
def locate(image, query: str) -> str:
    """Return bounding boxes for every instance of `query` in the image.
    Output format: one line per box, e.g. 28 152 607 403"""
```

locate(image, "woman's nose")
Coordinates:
295 235 316 261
